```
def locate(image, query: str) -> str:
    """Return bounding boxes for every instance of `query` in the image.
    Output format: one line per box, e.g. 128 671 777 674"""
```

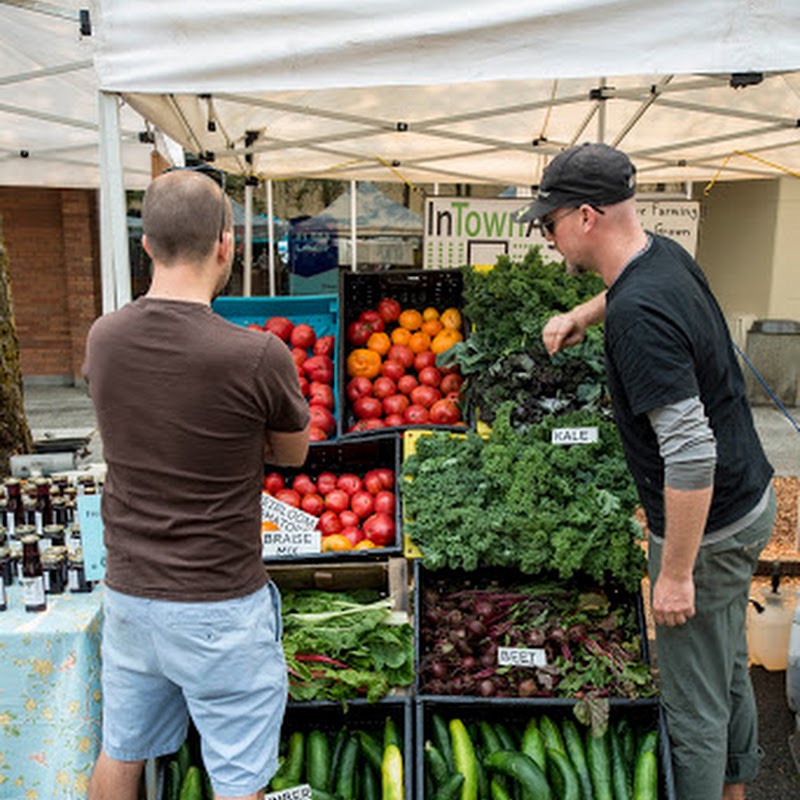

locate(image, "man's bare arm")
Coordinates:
541 291 607 355
264 426 310 467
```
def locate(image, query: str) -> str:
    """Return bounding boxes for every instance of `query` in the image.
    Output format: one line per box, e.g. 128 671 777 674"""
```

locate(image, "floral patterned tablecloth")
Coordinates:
0 586 103 800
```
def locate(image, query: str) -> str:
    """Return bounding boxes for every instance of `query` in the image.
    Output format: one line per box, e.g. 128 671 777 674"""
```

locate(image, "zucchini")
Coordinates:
384 715 402 752
479 721 503 756
450 718 479 800
546 747 581 800
306 729 331 792
585 730 612 800
425 741 451 789
493 723 516 752
483 751 552 800
489 777 513 800
361 762 380 800
475 749 489 800
434 773 466 800
561 719 593 800
329 726 348 786
636 730 658 759
433 713 455 772
176 742 191 782
520 718 546 774
382 743 405 800
311 791 338 800
178 766 202 800
539 715 566 756
633 749 658 800
271 730 305 791
334 734 359 800
609 727 631 800
616 719 635 774
358 730 385 775
164 759 181 800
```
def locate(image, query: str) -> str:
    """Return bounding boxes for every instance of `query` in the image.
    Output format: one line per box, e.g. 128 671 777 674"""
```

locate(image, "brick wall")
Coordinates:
0 187 101 382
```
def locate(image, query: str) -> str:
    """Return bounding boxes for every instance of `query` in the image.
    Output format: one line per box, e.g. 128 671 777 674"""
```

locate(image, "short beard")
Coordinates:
565 261 588 276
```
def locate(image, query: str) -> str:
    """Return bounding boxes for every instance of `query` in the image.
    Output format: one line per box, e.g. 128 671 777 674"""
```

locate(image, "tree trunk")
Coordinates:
0 219 33 475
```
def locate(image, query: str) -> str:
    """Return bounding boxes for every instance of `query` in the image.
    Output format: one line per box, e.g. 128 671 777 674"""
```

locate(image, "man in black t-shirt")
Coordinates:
519 143 775 800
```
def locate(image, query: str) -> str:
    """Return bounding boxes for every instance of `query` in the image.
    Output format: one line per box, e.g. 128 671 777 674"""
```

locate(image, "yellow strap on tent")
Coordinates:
704 150 800 195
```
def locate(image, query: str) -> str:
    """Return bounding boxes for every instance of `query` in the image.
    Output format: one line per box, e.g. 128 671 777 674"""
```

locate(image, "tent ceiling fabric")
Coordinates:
93 0 800 186
0 0 151 188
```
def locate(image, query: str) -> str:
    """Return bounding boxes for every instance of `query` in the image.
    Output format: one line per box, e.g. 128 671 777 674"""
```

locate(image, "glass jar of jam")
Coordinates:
3 478 25 538
0 546 11 605
42 523 66 550
42 547 66 595
67 547 92 593
21 534 46 612
13 525 35 579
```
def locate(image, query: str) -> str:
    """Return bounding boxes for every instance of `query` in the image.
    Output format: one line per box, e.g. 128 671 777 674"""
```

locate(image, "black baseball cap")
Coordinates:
517 143 636 223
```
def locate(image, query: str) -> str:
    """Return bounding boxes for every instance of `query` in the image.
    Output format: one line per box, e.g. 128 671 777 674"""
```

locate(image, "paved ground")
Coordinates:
19 384 800 797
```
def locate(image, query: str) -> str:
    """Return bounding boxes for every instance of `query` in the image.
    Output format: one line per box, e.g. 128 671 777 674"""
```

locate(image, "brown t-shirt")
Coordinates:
83 297 310 601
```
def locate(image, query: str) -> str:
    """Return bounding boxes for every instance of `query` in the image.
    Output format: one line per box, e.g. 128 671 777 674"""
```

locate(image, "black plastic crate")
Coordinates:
277 697 414 799
413 560 651 699
415 696 675 800
262 433 402 560
339 268 470 437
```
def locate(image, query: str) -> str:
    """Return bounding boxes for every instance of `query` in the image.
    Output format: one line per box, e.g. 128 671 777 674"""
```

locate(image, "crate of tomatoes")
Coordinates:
263 433 401 558
212 294 339 441
340 269 469 436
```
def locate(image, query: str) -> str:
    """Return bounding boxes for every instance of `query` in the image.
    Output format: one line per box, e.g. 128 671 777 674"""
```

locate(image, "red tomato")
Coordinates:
387 344 414 368
374 490 396 516
383 413 405 427
298 375 309 396
410 384 442 409
275 488 301 508
300 492 325 516
316 472 338 495
413 350 437 372
317 510 342 536
290 323 316 350
292 474 317 495
308 382 335 410
264 316 293 341
291 348 308 368
339 509 360 528
397 374 418 395
341 525 365 547
377 297 402 323
347 320 371 346
313 334 336 358
303 355 334 384
380 359 406 382
429 398 461 425
308 426 328 442
382 394 409 417
418 366 442 388
324 489 350 514
336 473 363 495
347 376 373 402
350 489 375 519
359 309 385 333
440 373 463 395
404 404 430 424
263 472 284 494
247 323 263 331
309 405 336 436
363 512 396 547
361 418 386 429
353 396 383 420
364 468 395 494
372 376 397 400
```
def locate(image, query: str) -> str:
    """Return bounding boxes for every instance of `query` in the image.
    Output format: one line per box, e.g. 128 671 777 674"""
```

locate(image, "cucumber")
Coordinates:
334 734 359 800
585 730 612 800
310 791 338 800
425 741 451 789
636 730 658 759
271 730 305 791
450 718 479 800
615 719 635 774
358 730 385 775
609 727 631 800
382 743 405 800
493 723 516 752
361 761 380 800
178 766 202 800
306 729 331 792
483 751 552 800
164 759 181 800
521 718 546 774
434 773 466 800
176 742 191 782
561 719 593 800
433 713 455 772
489 777 513 800
479 721 503 756
329 726 348 785
475 750 489 800
384 715 402 752
546 747 581 800
539 715 566 756
633 750 658 800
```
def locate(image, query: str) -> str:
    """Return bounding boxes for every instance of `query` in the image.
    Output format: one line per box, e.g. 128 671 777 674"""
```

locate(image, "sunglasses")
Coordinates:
164 163 227 242
539 204 606 237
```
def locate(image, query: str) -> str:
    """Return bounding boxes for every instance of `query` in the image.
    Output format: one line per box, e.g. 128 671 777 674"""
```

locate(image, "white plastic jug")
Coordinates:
787 589 800 712
748 579 796 671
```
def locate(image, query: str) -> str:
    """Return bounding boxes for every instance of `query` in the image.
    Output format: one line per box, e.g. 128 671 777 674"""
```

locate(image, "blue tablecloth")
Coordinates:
0 585 103 799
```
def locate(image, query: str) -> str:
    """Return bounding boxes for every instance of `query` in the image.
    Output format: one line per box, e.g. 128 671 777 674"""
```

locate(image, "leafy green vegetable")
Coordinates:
281 589 415 702
401 404 644 590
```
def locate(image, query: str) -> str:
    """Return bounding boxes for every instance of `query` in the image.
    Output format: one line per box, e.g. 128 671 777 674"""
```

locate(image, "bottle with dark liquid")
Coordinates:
3 478 25 538
21 534 47 612
33 478 53 535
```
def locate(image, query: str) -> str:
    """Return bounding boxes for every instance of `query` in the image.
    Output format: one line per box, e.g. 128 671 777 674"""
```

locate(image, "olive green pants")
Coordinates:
648 487 776 800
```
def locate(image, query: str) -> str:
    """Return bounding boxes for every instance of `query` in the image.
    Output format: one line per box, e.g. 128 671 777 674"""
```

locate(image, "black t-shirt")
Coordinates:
604 234 773 538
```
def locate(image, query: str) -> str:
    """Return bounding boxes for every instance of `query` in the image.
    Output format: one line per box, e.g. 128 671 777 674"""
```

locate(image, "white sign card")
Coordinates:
264 785 312 800
261 493 321 557
76 492 106 581
551 427 599 446
497 646 548 668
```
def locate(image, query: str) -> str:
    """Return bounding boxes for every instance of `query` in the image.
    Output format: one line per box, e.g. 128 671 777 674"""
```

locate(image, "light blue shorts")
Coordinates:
101 582 288 797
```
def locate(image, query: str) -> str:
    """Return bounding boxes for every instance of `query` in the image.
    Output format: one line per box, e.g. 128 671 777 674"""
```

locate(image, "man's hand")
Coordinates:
542 313 585 355
652 572 696 627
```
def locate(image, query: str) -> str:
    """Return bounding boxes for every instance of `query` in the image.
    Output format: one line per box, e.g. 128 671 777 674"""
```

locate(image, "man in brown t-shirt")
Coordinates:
84 169 310 800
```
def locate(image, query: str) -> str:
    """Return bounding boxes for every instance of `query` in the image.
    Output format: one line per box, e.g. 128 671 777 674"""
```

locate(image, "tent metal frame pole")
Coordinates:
98 90 130 313
597 78 607 143
244 182 253 297
266 179 276 296
350 180 357 272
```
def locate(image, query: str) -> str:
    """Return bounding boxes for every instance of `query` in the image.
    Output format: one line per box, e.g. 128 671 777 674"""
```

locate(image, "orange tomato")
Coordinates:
440 308 462 331
354 539 377 550
366 331 391 356
421 319 443 338
431 328 463 354
422 307 440 322
322 534 354 552
409 331 431 354
346 348 382 379
398 309 423 331
391 327 412 345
